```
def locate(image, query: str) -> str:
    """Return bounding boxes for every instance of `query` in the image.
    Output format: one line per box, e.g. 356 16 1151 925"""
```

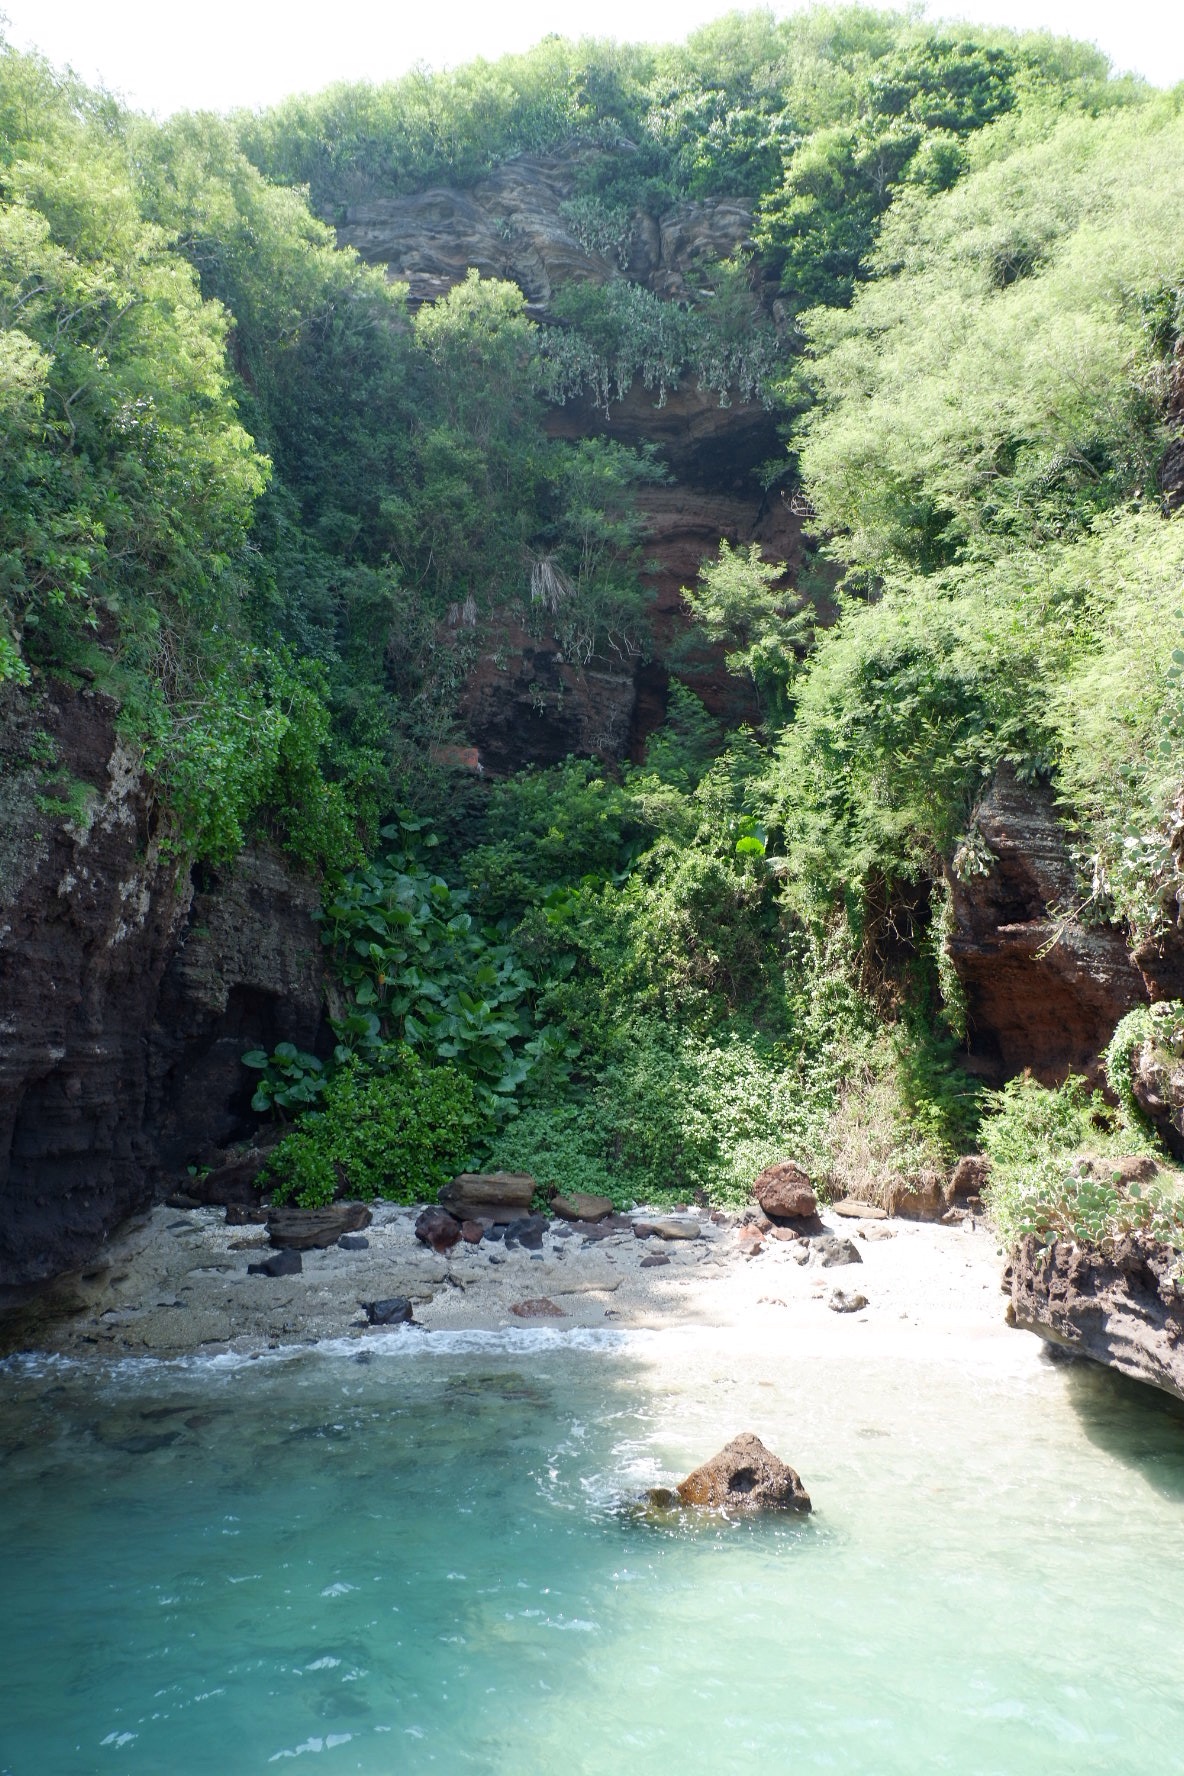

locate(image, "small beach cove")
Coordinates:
5 1223 1184 1774
9 1199 1011 1361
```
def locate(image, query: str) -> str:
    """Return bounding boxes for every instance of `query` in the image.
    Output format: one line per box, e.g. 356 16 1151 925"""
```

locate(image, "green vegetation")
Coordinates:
6 15 1184 1238
264 1051 485 1208
978 1074 1177 1252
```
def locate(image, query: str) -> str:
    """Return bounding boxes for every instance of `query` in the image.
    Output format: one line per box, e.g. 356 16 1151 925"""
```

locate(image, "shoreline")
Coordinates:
3 1199 1023 1368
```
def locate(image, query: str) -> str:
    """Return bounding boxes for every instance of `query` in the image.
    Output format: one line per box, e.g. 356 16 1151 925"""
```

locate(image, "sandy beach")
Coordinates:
5 1199 1022 1366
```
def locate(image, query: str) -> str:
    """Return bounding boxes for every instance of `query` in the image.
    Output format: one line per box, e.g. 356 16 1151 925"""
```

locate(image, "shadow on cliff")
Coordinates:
1057 1353 1184 1501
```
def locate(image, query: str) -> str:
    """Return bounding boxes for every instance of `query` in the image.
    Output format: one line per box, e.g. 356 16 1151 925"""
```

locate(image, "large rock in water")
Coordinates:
1010 1234 1184 1402
667 1434 811 1512
752 1160 817 1220
267 1202 371 1250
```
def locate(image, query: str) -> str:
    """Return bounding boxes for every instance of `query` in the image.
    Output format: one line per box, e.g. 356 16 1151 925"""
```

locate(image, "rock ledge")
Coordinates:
1010 1233 1184 1402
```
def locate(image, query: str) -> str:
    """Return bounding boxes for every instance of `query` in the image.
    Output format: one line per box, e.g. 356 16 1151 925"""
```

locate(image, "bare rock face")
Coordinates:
752 1160 817 1220
945 765 1148 1084
336 150 753 314
949 1155 992 1201
1010 1234 1184 1403
668 1433 812 1512
1159 338 1184 513
886 1174 949 1222
150 846 325 1171
334 149 804 774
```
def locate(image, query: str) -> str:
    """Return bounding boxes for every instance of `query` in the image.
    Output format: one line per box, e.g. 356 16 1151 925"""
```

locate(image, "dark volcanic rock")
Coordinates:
1010 1234 1184 1402
248 1248 302 1278
191 1145 277 1207
337 1233 370 1251
503 1214 549 1251
150 846 324 1173
225 1203 269 1226
752 1160 817 1220
0 683 326 1306
814 1236 863 1268
0 686 189 1304
415 1207 463 1254
669 1433 811 1512
945 765 1147 1084
363 1296 414 1326
267 1203 372 1251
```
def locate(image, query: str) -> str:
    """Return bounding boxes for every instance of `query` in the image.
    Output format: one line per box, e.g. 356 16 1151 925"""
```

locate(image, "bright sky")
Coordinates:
6 0 1182 117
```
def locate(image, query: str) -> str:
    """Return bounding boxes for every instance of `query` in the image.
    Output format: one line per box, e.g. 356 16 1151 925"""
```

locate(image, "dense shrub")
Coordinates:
264 1052 486 1208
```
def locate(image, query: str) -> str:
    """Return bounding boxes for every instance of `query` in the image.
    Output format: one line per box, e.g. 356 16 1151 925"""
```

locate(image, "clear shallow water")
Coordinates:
2 1328 1184 1775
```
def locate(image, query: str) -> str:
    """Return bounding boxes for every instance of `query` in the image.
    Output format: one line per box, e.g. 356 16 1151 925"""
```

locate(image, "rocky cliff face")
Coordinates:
1010 1232 1184 1403
337 149 754 314
0 686 324 1305
945 766 1148 1083
338 148 793 770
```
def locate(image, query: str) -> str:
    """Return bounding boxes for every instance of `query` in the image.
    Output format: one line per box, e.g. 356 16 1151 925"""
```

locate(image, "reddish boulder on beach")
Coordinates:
415 1206 462 1253
752 1161 817 1220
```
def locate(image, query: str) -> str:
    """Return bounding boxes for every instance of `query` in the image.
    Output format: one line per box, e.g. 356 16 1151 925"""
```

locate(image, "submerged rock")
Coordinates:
752 1160 817 1220
664 1433 811 1512
1009 1234 1184 1403
267 1202 372 1250
415 1207 463 1254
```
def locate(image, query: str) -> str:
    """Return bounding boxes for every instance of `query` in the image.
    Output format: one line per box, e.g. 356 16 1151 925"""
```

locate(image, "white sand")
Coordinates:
12 1201 1025 1371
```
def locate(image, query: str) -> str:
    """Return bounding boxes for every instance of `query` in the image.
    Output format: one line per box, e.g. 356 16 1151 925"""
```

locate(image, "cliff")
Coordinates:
945 766 1148 1084
1010 1233 1184 1403
0 686 324 1306
338 148 796 770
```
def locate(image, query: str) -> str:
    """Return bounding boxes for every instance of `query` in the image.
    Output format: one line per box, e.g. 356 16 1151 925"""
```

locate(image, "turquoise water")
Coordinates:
2 1327 1184 1774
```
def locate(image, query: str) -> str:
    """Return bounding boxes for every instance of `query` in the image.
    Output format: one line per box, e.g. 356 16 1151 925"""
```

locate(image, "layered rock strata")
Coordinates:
946 765 1148 1083
0 686 324 1303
